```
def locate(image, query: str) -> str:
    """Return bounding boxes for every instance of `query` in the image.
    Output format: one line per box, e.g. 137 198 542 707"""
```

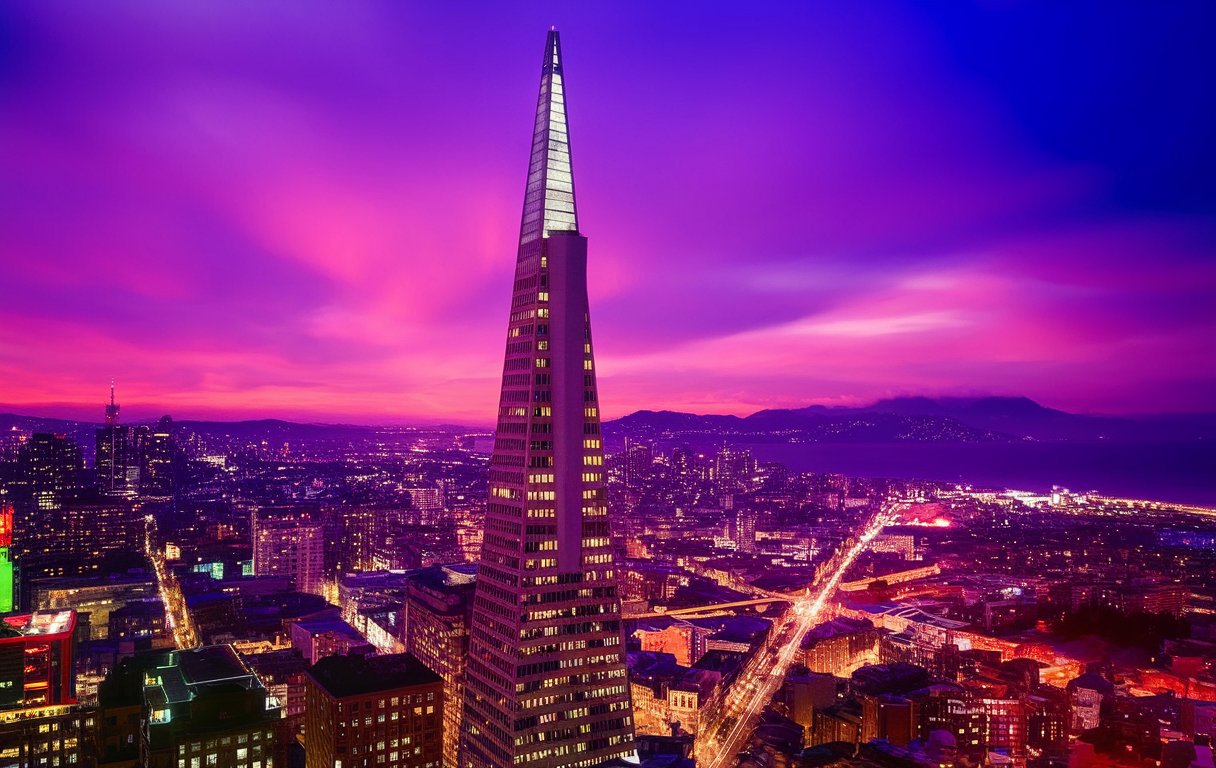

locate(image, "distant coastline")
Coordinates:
742 440 1216 507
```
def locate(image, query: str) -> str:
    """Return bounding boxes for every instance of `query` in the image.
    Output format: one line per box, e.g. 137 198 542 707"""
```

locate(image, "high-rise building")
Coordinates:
304 653 444 768
623 438 652 491
139 416 177 497
406 486 445 525
461 30 635 768
0 610 93 768
336 504 378 574
17 493 140 583
96 384 144 497
141 644 281 768
0 506 13 613
252 508 325 595
733 509 758 554
405 565 476 768
713 446 754 495
14 433 81 512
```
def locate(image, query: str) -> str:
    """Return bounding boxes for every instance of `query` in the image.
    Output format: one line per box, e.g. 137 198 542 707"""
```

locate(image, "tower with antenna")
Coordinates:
104 380 120 426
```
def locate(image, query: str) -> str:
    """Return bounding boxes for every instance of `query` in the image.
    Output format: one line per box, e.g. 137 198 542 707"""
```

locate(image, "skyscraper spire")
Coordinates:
105 380 120 426
461 29 636 768
519 29 578 246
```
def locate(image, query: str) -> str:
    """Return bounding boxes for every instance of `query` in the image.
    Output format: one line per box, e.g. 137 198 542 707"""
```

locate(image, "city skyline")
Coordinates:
3 4 1215 424
1 9 1213 766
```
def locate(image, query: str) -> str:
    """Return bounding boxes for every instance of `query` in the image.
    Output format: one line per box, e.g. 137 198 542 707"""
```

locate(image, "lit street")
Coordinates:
694 508 895 768
145 514 199 649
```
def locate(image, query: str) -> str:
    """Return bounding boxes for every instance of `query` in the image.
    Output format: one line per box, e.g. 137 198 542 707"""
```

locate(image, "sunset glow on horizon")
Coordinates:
2 3 1214 425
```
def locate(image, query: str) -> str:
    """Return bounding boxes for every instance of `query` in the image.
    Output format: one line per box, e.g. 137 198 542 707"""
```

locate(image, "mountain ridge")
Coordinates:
604 396 1216 444
5 396 1214 445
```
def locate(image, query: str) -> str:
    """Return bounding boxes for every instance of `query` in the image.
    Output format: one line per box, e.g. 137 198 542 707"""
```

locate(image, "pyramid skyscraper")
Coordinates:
460 30 637 768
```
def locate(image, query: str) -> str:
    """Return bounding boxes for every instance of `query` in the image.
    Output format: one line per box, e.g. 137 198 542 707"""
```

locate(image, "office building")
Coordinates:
404 565 476 768
141 644 280 768
0 610 91 768
13 432 81 514
140 416 177 497
461 30 635 768
252 508 325 596
96 384 145 497
304 653 443 768
17 494 141 583
336 504 378 574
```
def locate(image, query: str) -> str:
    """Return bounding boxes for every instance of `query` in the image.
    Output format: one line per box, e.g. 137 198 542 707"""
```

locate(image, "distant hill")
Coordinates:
0 413 473 450
0 413 90 434
171 418 380 442
6 395 1214 449
860 396 1216 441
603 396 1216 444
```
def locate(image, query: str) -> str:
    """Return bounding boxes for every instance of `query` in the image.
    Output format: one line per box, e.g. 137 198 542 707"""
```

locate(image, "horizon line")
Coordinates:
3 394 1214 430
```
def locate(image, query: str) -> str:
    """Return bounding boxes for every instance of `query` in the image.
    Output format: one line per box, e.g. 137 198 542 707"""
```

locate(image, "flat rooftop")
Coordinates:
176 644 254 687
146 645 263 706
307 653 441 698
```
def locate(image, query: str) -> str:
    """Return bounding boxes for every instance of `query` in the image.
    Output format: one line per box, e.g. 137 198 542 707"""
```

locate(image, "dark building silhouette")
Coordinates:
139 415 178 497
96 384 145 497
14 432 82 512
141 645 280 768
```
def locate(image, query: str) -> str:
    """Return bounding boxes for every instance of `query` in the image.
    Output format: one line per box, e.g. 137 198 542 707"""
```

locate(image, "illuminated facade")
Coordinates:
0 507 12 614
0 611 76 710
16 495 141 583
405 565 476 768
461 29 635 768
14 432 81 512
0 610 88 768
0 705 92 768
31 574 157 640
304 653 444 768
251 508 325 595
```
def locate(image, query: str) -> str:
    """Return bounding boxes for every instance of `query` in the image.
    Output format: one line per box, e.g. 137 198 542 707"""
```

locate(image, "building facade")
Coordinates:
405 566 475 768
0 610 91 768
252 508 325 596
141 645 280 768
96 385 146 497
304 653 444 768
460 29 635 768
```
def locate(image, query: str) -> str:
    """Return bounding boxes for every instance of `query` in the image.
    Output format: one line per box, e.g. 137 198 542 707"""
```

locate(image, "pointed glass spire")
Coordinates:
519 29 578 244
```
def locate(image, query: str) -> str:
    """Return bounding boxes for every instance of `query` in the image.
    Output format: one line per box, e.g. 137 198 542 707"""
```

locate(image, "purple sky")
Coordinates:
2 3 1214 424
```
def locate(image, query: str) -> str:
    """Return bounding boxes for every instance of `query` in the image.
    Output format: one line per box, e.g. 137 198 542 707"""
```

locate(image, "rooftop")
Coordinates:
307 652 441 698
176 644 257 687
409 563 479 594
802 616 875 647
0 610 76 640
145 644 263 706
293 617 364 640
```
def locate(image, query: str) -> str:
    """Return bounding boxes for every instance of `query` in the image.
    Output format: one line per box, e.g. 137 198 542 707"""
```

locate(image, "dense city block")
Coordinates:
1 407 1214 767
